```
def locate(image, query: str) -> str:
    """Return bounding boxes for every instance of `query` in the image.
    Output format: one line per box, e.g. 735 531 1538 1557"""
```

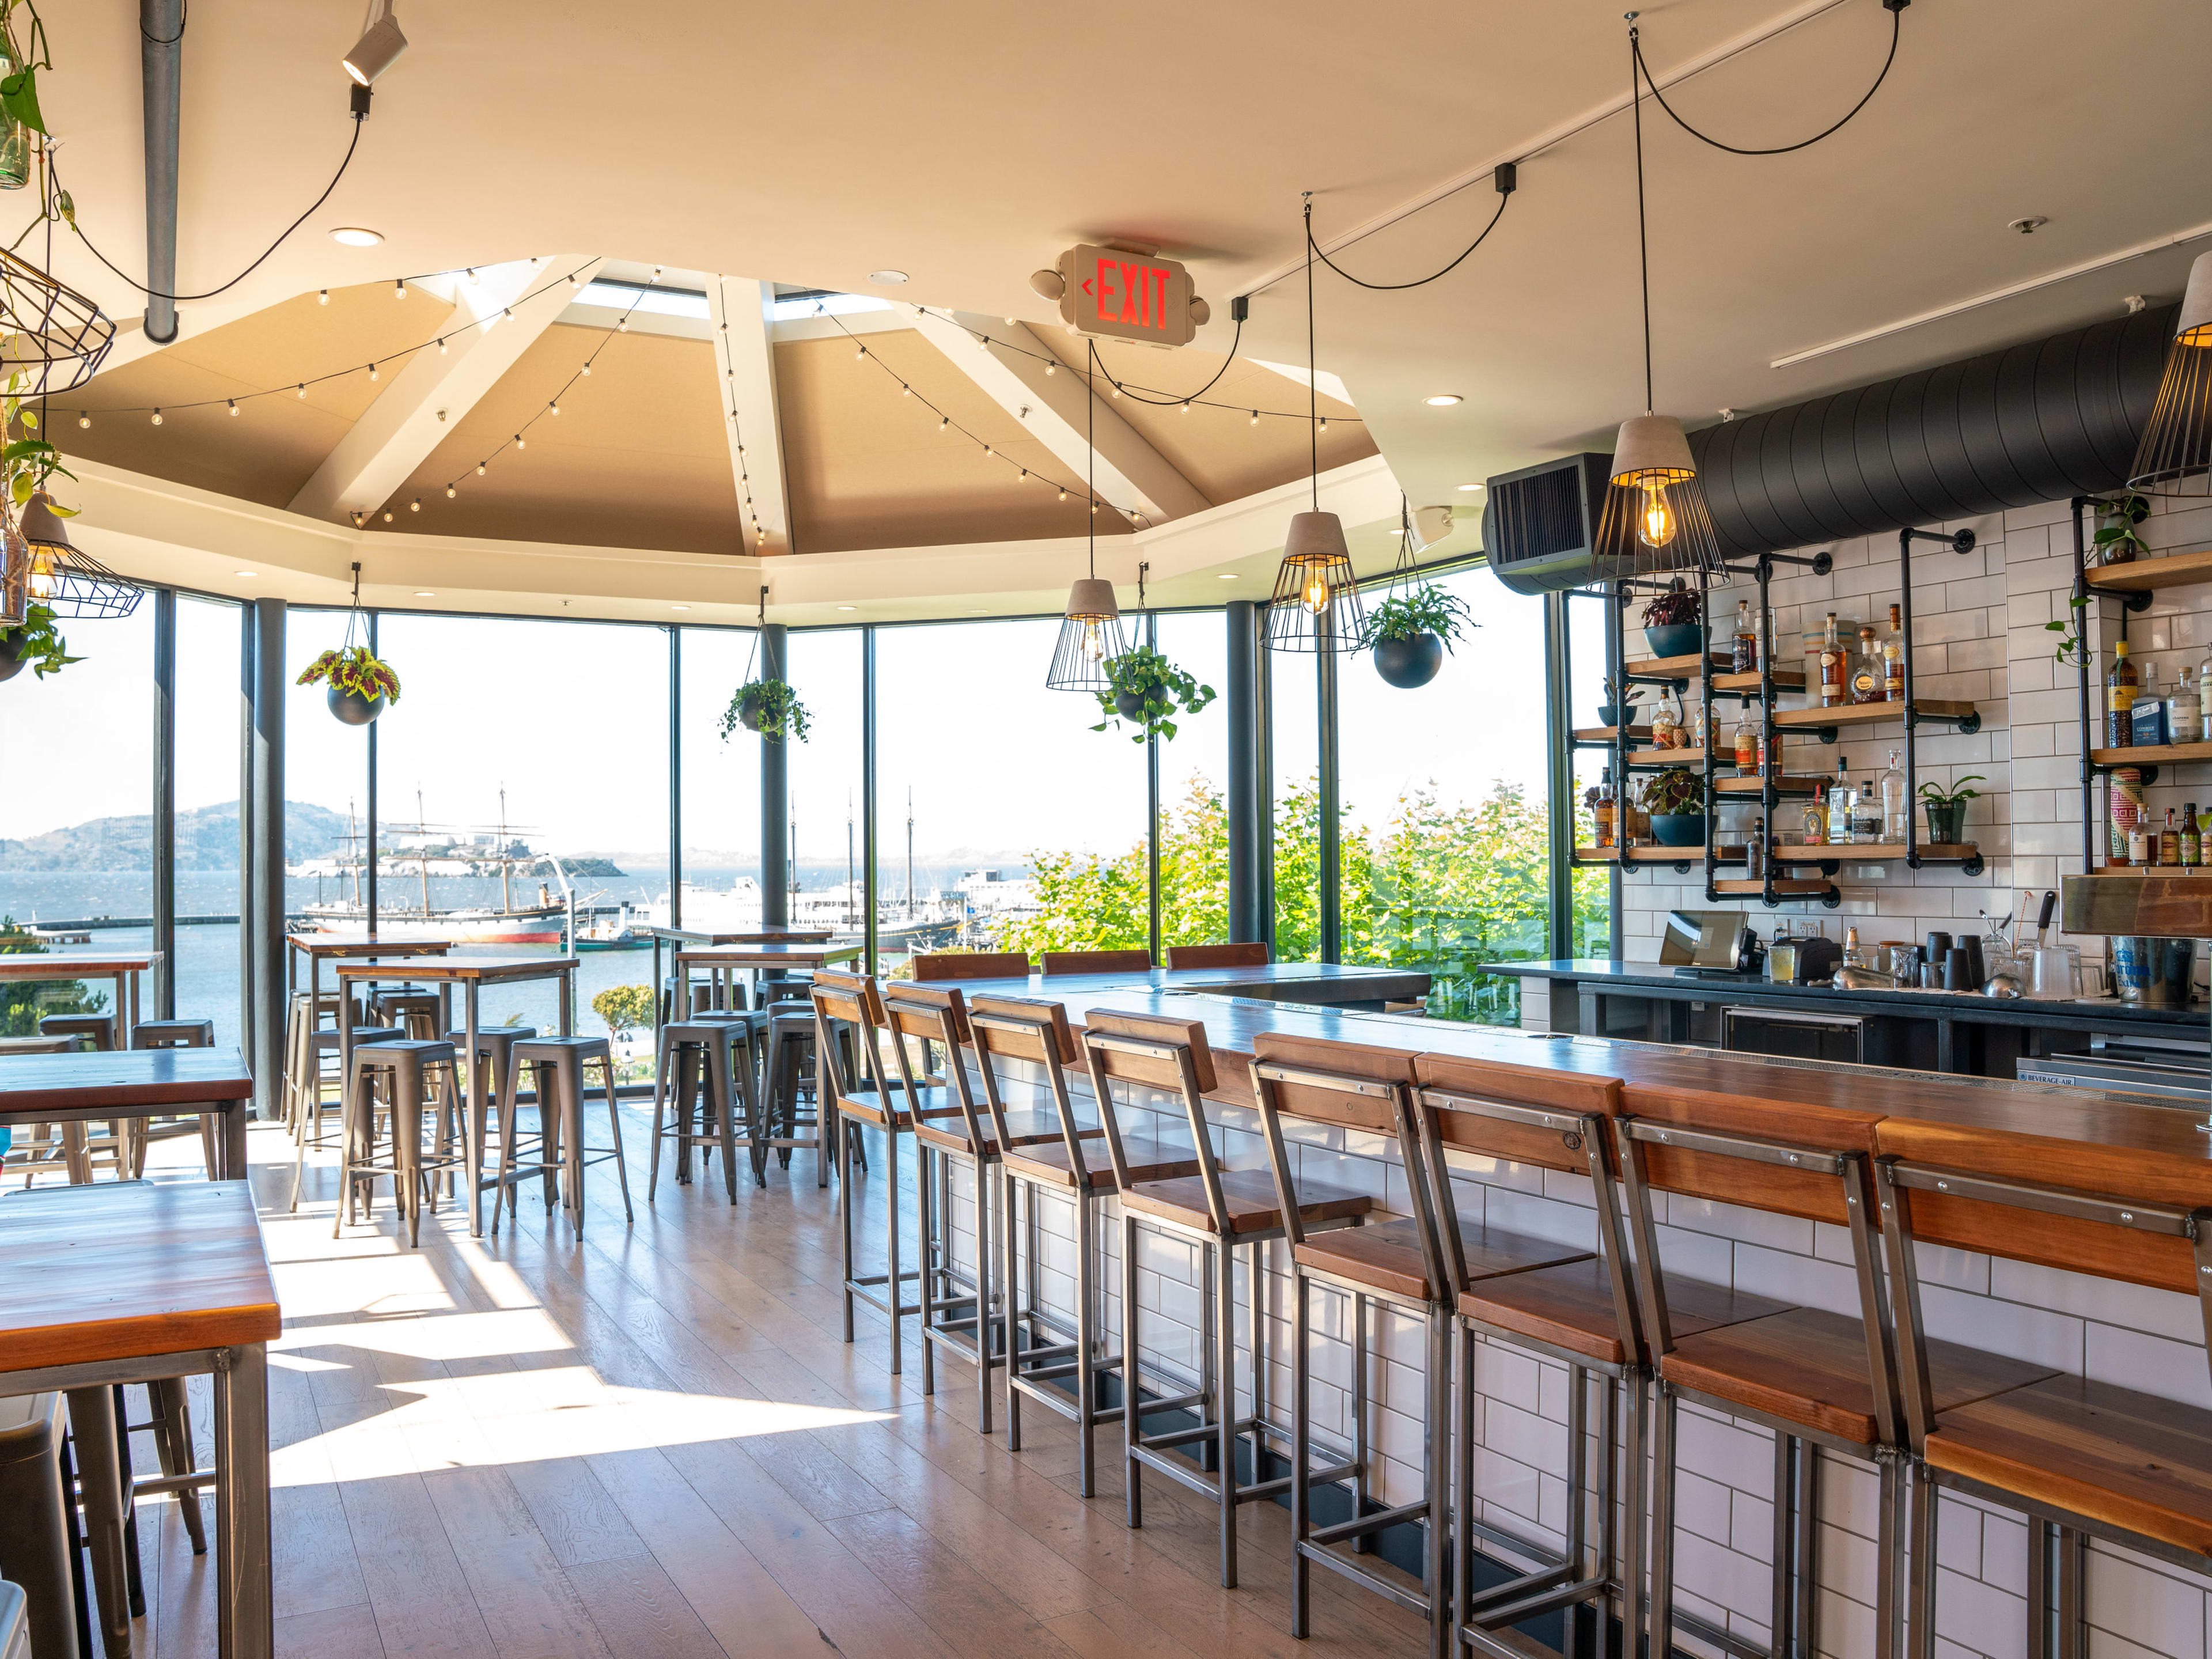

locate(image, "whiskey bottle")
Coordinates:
1883 604 1905 701
2184 803 2202 868
1733 706 1758 772
1733 599 1758 674
1593 768 1615 848
2162 807 2181 868
2129 807 2153 867
1819 612 1846 707
1803 785 1828 846
1849 626 1883 704
2107 640 2138 748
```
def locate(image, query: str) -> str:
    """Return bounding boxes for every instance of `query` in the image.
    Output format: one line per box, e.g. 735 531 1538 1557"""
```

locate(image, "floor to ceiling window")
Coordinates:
1336 567 1552 1024
1566 589 1615 959
1148 609 1231 952
173 596 247 1044
677 625 762 928
784 628 864 938
1267 634 1323 962
871 617 1149 972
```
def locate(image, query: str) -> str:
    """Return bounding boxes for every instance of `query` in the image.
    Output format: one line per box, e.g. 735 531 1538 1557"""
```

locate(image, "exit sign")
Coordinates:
1054 245 1197 347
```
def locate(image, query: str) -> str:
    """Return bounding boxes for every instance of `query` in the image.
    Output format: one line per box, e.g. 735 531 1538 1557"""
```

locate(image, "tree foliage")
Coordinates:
0 915 107 1036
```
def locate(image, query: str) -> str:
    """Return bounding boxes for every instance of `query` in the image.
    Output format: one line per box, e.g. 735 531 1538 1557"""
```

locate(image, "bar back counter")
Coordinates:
931 975 2212 1658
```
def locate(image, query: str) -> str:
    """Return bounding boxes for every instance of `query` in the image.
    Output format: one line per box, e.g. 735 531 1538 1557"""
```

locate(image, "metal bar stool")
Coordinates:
286 1026 405 1212
129 1019 217 1176
649 1019 757 1200
494 1036 631 1234
336 1038 467 1246
761 980 831 1184
1249 1033 1585 1654
283 991 355 1137
979 998 1165 1494
35 1017 129 1182
446 1025 537 1206
372 987 445 1040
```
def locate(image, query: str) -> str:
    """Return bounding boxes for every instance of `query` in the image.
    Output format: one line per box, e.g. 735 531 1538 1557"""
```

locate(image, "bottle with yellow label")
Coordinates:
2106 640 2138 748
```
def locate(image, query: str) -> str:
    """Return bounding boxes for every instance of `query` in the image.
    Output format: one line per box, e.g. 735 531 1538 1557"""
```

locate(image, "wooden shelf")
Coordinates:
2077 863 2212 876
2090 741 2212 767
1574 846 1744 865
1572 725 1653 744
1713 773 1826 796
1623 652 1729 681
1770 699 1975 732
1711 669 1808 694
1713 878 1836 897
1771 842 1979 863
1626 747 1706 767
2082 547 2212 595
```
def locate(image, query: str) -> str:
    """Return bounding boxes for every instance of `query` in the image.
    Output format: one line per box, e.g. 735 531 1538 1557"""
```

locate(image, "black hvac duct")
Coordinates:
1690 303 2176 559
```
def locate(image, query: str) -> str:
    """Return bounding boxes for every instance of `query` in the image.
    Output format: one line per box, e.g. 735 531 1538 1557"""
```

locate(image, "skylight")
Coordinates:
575 280 710 319
769 290 894 322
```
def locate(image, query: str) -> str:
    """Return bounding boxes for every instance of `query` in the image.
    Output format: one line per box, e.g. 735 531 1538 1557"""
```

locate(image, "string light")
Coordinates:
393 280 404 300
549 402 559 416
514 434 526 449
938 416 948 431
1319 416 1328 431
1250 410 1259 425
77 414 88 428
409 498 420 512
900 384 911 396
383 511 393 522
317 289 329 305
437 337 447 354
151 409 162 425
1058 488 1067 501
1044 362 1055 376
501 308 513 324
616 316 627 332
368 362 378 381
227 400 238 416
1181 401 1191 413
297 384 306 398
855 344 866 361
477 463 486 475
464 268 478 283
445 484 456 497
581 363 591 376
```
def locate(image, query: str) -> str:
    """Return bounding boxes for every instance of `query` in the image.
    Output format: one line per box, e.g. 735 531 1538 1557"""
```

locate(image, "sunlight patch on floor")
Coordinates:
275 1307 574 1362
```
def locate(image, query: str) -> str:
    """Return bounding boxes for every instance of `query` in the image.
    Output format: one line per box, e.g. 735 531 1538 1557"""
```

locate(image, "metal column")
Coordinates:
861 626 878 971
1145 612 1162 962
1256 613 1276 952
149 590 176 1017
364 612 378 935
760 624 789 925
245 599 287 1119
1225 600 1260 944
667 626 682 929
139 0 183 344
1317 623 1340 964
1542 590 1573 962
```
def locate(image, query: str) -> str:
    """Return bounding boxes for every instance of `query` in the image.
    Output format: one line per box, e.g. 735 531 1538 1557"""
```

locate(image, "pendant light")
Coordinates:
1267 196 1365 652
1046 343 1127 689
1597 17 1725 579
2127 249 2212 498
0 510 26 629
17 487 138 618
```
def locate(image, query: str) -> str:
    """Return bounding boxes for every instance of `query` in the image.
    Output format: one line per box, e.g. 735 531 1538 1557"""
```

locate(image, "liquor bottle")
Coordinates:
1593 768 1615 848
1884 604 1905 702
2135 660 2166 747
1843 926 1863 968
2173 667 2201 752
1849 627 1883 703
1828 756 1853 843
2161 807 2181 867
1802 785 1827 846
1880 747 1908 843
2129 806 2153 867
1819 612 1846 707
1856 777 1883 843
1733 599 1758 674
2111 766 2143 865
2185 804 2202 868
2106 641 2138 748
1733 706 1758 772
2201 654 2212 741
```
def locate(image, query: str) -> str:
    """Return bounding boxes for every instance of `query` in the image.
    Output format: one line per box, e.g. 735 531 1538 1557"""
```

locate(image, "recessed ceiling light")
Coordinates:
836 605 857 612
234 570 256 578
1457 482 1485 491
414 591 436 597
671 604 691 611
1217 573 1239 580
328 227 383 247
869 270 909 285
1424 394 1464 407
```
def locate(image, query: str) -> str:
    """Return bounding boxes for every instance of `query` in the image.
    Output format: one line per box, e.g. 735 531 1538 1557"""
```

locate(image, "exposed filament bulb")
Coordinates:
1637 480 1679 549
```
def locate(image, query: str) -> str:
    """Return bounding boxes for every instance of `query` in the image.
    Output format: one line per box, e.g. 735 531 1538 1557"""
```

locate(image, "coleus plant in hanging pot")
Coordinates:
1091 645 1215 743
298 644 401 725
720 678 810 744
1362 582 1475 689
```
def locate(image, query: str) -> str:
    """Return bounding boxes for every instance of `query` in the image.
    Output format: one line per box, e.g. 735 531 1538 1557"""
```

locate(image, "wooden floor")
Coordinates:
115 1114 1449 1659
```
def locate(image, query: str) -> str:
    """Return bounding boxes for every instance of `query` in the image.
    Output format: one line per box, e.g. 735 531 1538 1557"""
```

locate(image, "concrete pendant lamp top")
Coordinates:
2179 248 2212 345
1063 576 1119 620
1610 414 1696 487
1283 510 1350 565
20 490 75 555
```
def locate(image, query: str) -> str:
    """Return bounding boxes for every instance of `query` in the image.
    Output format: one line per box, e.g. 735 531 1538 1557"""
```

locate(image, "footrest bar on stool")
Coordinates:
133 1471 217 1498
1308 1498 1429 1547
1464 1560 1577 1612
1132 1388 1207 1416
1296 1542 1431 1616
1672 1607 1774 1659
1467 1573 1609 1628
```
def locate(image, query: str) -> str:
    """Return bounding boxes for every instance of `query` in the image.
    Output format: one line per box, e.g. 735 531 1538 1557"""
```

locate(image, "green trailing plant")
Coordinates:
1362 583 1475 650
1645 767 1705 816
721 677 810 743
296 644 401 704
2089 493 2151 566
0 601 76 677
0 3 52 141
1640 585 1700 628
2046 592 2091 666
1092 644 1216 743
1918 773 1985 808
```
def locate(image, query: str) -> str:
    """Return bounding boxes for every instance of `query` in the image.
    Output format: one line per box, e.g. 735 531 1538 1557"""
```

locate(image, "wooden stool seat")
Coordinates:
1660 1306 2054 1447
912 1105 1089 1157
1460 1257 1787 1368
1298 1216 1580 1304
1001 1131 1196 1190
1922 1374 2212 1557
1124 1165 1370 1238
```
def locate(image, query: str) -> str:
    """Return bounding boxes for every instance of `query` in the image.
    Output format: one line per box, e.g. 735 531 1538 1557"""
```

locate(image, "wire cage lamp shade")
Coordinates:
1266 510 1366 652
1046 575 1128 691
2128 249 2212 498
1596 414 1726 580
18 490 140 619
0 249 115 400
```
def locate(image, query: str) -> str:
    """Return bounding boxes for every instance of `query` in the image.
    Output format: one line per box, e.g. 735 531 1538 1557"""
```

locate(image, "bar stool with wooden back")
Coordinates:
1414 1052 1786 1657
976 996 1150 1490
1871 1100 2212 1659
815 968 949 1377
1041 949 1152 976
1164 942 1272 970
911 950 1030 983
1249 1034 1590 1656
1080 1012 1353 1588
1614 1085 2054 1659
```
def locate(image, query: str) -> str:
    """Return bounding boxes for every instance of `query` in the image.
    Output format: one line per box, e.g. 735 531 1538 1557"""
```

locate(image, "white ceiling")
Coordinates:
29 0 2212 569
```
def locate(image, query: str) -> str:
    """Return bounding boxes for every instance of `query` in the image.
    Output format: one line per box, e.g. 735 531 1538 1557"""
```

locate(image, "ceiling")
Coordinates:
18 0 2211 615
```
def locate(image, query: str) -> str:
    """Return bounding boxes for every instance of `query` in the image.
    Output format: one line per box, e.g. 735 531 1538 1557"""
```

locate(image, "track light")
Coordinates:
342 1 408 86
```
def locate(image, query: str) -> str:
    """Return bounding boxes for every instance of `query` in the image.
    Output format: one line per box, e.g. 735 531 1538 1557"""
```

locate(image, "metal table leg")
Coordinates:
213 1344 272 1659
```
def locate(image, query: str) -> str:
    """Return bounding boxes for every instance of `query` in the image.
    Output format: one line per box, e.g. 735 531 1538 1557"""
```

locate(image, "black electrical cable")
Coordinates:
1305 182 1512 293
1631 24 1653 415
50 107 362 303
1631 0 1902 157
1081 313 1244 407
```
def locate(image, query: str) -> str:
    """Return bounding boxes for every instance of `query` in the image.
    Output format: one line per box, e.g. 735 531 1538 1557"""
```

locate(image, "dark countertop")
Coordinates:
1480 959 2205 1029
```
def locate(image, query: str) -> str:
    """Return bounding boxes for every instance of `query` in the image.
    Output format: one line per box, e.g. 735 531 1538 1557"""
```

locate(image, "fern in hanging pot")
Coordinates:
1363 582 1474 689
721 678 810 743
0 602 79 683
297 645 400 725
1092 645 1215 743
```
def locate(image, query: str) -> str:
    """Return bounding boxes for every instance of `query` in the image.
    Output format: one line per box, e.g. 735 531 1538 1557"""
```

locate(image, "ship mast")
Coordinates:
347 799 362 910
498 787 512 916
416 788 431 921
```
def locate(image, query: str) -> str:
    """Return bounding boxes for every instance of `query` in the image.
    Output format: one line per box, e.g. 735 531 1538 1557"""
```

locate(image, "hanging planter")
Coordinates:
298 645 400 724
1639 582 1703 660
720 677 810 743
1362 582 1474 690
1092 642 1214 743
0 600 75 681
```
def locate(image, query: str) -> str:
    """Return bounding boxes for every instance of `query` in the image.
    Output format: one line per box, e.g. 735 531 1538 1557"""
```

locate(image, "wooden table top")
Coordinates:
0 952 160 978
0 1180 280 1373
652 926 838 945
0 1046 254 1113
334 955 578 982
286 934 452 959
675 944 865 967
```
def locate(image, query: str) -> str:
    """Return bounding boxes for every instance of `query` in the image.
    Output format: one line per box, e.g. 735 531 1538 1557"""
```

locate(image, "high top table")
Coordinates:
0 951 160 1044
666 940 864 1034
649 926 839 1028
0 1046 256 1177
0 1181 278 1659
333 955 578 1237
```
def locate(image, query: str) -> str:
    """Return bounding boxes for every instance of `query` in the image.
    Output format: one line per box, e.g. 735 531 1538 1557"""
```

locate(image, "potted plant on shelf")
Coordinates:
1361 582 1475 689
1595 677 1643 729
720 677 810 743
0 602 77 682
2088 493 2151 566
1919 774 1983 844
1644 767 1706 846
297 644 401 725
1092 644 1215 742
1641 581 1703 660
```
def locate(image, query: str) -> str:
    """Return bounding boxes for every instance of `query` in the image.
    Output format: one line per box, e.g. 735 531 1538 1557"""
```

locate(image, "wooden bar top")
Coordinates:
333 955 578 981
675 943 865 967
0 1046 254 1113
286 934 453 959
0 952 160 978
0 1181 280 1372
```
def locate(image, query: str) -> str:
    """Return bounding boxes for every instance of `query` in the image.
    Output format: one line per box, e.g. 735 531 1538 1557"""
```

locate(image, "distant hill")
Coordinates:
0 801 354 871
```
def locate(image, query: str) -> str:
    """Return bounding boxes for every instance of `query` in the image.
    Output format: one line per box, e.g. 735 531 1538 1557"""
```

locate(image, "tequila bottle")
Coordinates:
1880 747 1908 842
